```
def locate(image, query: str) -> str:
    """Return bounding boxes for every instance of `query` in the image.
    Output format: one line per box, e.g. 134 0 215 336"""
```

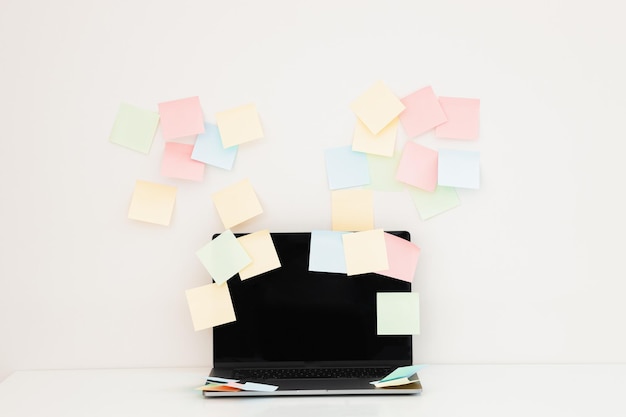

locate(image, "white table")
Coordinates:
0 365 624 417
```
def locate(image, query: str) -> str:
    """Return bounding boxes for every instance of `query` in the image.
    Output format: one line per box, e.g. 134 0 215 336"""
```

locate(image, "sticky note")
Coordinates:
331 189 374 231
215 103 264 148
435 97 480 140
376 233 421 282
185 283 236 331
366 152 404 192
350 80 405 134
324 146 370 190
376 365 428 384
342 229 389 276
128 180 177 226
191 122 238 170
399 86 448 138
395 142 438 192
161 142 205 181
237 230 281 280
377 292 420 335
407 185 460 220
351 117 398 157
211 179 263 229
109 102 159 154
438 149 480 189
157 96 205 140
195 230 252 285
309 230 348 273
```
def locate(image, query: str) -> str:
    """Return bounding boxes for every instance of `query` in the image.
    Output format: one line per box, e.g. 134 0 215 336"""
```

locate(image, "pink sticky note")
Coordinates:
435 97 480 140
157 96 205 140
377 233 421 282
161 142 205 181
395 142 438 191
399 86 448 138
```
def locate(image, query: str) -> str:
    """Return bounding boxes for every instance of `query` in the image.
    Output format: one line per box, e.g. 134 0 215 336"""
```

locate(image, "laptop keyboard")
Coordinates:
232 367 393 380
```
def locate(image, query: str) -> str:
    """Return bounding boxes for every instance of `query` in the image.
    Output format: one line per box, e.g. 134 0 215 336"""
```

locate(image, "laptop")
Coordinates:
205 231 422 397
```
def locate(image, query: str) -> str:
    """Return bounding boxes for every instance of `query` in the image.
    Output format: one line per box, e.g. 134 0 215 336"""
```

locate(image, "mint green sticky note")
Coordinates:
407 185 460 220
378 364 428 383
366 153 404 192
377 292 420 335
109 102 160 154
196 230 251 285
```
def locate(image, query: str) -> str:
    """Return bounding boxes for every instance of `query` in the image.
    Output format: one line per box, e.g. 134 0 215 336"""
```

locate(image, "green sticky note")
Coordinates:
109 102 160 154
377 292 420 335
407 185 460 220
366 152 404 192
196 230 252 285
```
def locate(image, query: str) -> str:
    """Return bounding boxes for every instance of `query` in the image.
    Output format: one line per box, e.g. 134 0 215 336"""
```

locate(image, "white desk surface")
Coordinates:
0 365 624 417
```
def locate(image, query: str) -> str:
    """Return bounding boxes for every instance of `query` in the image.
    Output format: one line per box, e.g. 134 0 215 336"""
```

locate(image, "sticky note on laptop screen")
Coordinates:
195 230 252 285
377 292 420 335
237 230 281 280
342 229 389 276
376 233 421 283
309 230 348 273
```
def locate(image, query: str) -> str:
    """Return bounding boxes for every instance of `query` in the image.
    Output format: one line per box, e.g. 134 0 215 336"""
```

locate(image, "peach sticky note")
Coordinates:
376 233 421 282
212 179 263 229
128 180 177 226
237 230 281 280
109 102 159 154
395 142 438 192
399 86 448 138
195 230 252 285
377 292 420 335
215 103 264 148
352 117 398 157
331 189 374 232
342 229 389 276
185 283 236 331
161 142 205 181
435 97 480 140
350 81 405 134
157 96 205 140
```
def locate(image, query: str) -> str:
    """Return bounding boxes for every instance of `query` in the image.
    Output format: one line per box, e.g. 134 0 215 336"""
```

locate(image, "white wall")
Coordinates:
1 0 625 382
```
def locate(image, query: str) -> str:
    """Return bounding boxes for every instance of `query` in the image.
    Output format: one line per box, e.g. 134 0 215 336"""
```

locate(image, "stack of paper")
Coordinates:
370 364 427 388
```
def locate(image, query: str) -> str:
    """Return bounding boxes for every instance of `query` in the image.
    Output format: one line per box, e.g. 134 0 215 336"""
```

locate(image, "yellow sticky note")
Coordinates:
127 180 177 226
185 283 236 331
350 81 405 134
352 117 398 157
211 179 263 229
342 229 389 276
237 230 281 280
215 103 264 148
331 189 374 231
376 292 420 335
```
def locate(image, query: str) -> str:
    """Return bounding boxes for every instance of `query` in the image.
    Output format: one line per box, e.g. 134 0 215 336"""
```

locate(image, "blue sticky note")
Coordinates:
324 146 370 190
309 230 348 273
437 149 480 189
378 365 428 383
191 122 238 170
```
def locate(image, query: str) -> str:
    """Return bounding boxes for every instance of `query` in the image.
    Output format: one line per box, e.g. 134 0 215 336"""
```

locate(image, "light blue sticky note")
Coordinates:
324 146 370 190
378 365 428 383
196 230 251 285
437 149 480 189
191 122 238 170
309 230 348 273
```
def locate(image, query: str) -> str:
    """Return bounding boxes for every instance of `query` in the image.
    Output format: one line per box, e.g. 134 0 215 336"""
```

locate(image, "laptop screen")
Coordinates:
212 231 413 368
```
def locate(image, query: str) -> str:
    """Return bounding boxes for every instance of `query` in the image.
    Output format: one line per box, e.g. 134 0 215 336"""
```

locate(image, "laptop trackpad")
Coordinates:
267 379 365 390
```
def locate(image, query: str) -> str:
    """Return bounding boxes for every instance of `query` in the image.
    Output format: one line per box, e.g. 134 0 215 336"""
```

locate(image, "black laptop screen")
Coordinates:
212 231 413 368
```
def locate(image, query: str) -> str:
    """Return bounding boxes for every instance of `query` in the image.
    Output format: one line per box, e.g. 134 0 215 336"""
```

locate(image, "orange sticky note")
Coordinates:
215 103 264 148
399 86 448 138
435 97 480 140
331 189 374 231
376 233 421 282
211 179 263 229
342 229 389 276
395 142 438 192
185 283 236 331
128 180 177 226
350 81 405 134
157 96 205 140
237 230 281 280
161 142 205 181
352 117 398 157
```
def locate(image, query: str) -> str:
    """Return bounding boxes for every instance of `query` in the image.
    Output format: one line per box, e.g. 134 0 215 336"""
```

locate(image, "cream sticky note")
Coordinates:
237 230 281 280
351 117 398 157
350 81 405 134
128 180 177 226
161 142 205 181
185 283 236 331
342 229 389 276
435 97 480 140
195 230 252 285
157 96 205 140
407 185 461 220
395 142 438 192
376 233 421 282
438 149 480 189
211 179 263 229
215 103 264 148
325 146 370 190
377 292 420 335
399 86 448 138
109 102 159 154
331 189 374 231
366 152 404 192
